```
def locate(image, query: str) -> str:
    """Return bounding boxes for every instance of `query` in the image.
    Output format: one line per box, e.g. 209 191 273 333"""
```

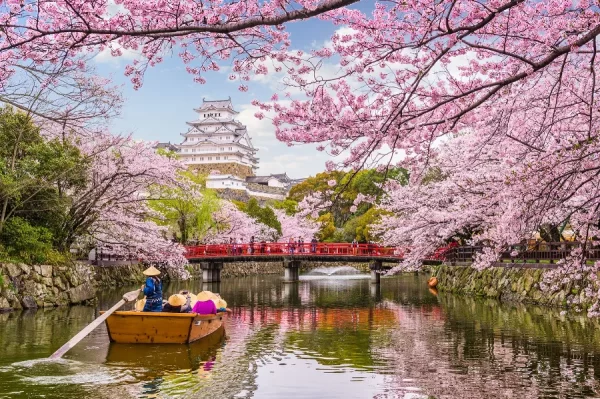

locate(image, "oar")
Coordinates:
49 289 141 359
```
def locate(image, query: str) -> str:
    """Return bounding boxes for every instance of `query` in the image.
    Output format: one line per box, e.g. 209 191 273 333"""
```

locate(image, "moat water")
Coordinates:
2 273 600 398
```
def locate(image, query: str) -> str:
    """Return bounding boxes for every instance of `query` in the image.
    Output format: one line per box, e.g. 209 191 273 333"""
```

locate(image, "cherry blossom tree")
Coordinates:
63 133 189 273
204 200 276 243
2 58 122 134
0 0 356 89
6 0 600 288
274 209 320 241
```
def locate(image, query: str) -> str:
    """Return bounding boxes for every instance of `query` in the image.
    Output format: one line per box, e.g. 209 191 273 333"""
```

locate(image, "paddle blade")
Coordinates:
49 288 140 360
49 298 126 359
123 289 141 302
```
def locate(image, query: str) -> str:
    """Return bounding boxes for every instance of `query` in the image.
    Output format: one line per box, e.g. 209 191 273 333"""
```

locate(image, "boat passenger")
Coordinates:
216 298 227 313
179 290 197 313
163 294 186 313
141 266 163 312
134 298 146 312
192 291 217 315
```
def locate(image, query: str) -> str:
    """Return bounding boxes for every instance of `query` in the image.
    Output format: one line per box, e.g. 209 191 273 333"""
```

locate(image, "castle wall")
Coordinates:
190 162 254 177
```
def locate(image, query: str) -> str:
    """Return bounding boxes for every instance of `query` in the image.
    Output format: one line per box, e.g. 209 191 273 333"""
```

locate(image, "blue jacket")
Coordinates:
142 276 163 312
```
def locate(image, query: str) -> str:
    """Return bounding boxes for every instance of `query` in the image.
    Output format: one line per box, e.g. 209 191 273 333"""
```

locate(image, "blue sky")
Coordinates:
93 12 362 179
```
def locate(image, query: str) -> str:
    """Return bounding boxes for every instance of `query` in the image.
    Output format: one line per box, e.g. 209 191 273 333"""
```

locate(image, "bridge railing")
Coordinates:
185 241 600 263
185 243 405 258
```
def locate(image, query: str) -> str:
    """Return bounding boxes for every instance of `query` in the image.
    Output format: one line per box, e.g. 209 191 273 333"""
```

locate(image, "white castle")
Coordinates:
157 98 302 199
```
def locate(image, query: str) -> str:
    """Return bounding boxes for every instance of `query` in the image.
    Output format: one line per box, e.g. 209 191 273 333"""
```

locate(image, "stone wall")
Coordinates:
186 261 283 279
94 263 147 287
0 259 380 312
435 264 595 309
0 262 154 312
0 262 96 311
190 162 254 177
186 260 377 279
215 188 275 203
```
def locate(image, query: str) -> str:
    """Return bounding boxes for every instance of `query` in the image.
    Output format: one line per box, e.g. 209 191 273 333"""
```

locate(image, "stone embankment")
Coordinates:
0 262 147 312
435 264 594 308
186 260 369 278
0 259 376 312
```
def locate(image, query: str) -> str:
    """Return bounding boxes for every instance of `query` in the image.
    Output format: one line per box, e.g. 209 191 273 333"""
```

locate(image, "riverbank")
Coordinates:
0 260 375 311
185 260 376 278
0 262 149 311
434 264 595 310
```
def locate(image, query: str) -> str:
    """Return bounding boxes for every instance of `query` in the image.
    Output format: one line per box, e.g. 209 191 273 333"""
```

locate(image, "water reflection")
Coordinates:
2 274 600 398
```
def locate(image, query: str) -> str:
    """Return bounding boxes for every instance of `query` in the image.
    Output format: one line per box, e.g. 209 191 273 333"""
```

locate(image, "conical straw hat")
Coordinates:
135 298 146 312
187 293 198 307
168 294 186 307
216 298 227 309
143 266 161 276
197 291 213 302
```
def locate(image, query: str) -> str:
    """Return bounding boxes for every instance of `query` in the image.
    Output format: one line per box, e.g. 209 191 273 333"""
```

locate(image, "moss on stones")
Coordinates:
437 264 598 311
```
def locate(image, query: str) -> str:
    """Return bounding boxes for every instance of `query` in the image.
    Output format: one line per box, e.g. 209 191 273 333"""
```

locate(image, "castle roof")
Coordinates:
193 98 237 113
153 142 180 152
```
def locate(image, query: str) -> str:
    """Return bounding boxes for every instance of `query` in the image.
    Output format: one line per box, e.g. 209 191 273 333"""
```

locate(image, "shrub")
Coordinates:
0 217 54 264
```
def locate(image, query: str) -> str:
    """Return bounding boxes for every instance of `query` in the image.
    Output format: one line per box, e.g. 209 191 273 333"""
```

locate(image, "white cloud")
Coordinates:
237 103 278 137
106 0 127 17
94 43 140 66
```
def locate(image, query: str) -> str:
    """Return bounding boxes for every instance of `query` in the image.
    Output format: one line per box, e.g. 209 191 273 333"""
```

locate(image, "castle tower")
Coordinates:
176 98 259 189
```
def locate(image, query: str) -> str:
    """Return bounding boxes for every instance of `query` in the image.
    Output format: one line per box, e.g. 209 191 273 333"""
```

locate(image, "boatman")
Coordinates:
141 266 163 312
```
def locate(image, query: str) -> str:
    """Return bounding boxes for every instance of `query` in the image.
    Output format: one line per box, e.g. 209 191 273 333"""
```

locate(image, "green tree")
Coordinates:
272 199 298 215
316 213 336 241
342 208 389 242
288 167 408 238
236 198 282 236
148 171 220 244
0 217 53 264
0 106 88 257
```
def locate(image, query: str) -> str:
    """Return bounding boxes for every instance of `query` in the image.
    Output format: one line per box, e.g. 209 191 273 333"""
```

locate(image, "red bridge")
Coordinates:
184 242 407 260
183 242 441 285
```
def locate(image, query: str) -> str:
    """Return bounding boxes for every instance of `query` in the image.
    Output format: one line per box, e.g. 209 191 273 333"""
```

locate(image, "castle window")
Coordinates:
220 147 224 151
208 157 212 161
229 146 232 151
192 149 196 153
224 156 228 160
200 157 204 161
216 156 220 160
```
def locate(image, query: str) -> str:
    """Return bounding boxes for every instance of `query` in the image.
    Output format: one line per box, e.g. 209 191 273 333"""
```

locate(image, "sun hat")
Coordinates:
187 293 198 307
208 292 221 307
427 276 438 288
134 298 146 312
216 298 227 309
168 294 186 307
197 291 213 302
142 266 161 276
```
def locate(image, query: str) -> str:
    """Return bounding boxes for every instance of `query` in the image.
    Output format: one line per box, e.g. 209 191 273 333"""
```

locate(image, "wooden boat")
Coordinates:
101 311 227 344
105 326 225 371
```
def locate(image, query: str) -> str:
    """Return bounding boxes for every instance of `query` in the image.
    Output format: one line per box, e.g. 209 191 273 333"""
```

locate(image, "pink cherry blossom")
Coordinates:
274 209 320 241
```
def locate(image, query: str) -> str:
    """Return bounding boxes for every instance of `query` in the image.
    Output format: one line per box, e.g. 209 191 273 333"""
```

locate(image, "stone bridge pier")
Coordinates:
283 259 301 283
200 261 223 283
369 260 383 284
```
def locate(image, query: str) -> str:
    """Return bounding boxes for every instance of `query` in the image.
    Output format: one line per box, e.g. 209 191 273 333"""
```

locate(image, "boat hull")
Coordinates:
101 311 226 344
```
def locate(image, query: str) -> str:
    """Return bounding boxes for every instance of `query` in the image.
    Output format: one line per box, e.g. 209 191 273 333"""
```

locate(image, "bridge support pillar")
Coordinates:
202 281 221 294
283 259 301 283
200 262 223 283
369 260 382 285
